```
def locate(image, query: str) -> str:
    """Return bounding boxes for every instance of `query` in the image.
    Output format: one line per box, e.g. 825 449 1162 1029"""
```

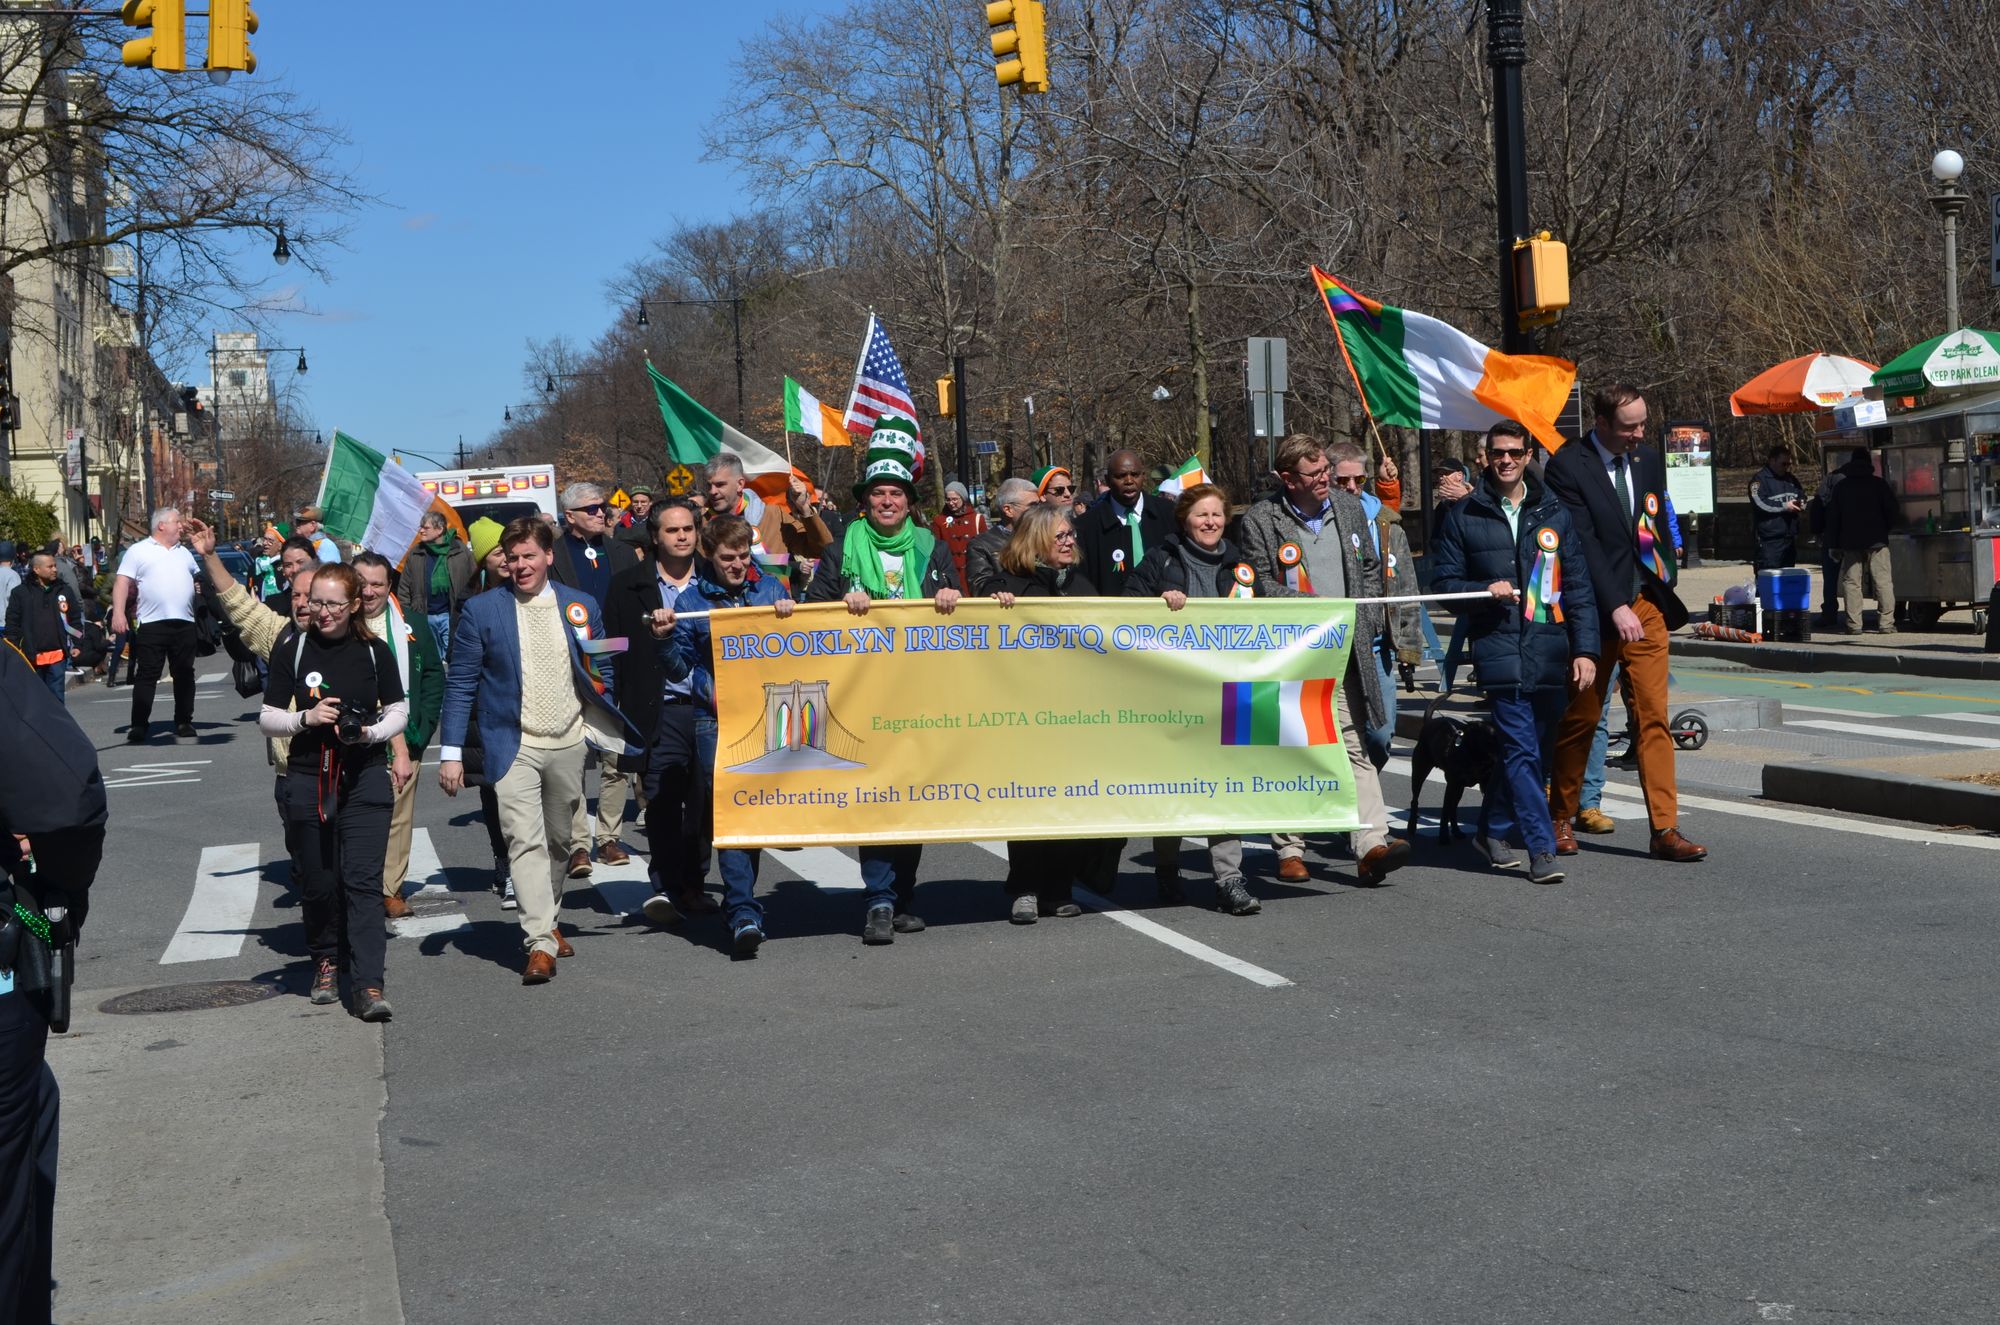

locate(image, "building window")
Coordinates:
228 370 247 387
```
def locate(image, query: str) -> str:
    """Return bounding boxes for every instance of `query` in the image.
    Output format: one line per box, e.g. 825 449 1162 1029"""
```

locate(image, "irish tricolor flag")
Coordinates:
1312 267 1576 452
784 377 852 447
1157 455 1209 497
648 361 796 498
1220 679 1342 747
315 431 433 563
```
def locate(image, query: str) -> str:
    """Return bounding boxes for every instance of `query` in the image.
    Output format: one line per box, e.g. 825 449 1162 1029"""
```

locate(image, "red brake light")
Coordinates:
494 481 511 494
442 481 459 496
532 474 550 488
422 481 438 492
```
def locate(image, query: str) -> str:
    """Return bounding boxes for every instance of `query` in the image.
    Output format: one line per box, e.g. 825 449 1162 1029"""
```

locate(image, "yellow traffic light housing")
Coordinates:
987 0 1048 94
120 0 187 72
207 0 259 79
1513 231 1570 329
936 376 958 419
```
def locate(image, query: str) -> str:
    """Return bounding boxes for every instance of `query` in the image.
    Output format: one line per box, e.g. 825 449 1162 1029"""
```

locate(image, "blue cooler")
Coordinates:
1757 568 1812 612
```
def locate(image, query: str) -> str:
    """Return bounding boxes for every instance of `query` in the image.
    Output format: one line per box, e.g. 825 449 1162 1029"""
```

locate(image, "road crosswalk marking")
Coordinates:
1788 718 2000 748
769 846 863 891
161 843 262 964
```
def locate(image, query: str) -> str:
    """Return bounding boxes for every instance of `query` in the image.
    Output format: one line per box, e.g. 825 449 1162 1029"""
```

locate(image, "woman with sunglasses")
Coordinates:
1125 483 1264 915
1429 420 1598 885
260 563 408 1020
987 505 1120 923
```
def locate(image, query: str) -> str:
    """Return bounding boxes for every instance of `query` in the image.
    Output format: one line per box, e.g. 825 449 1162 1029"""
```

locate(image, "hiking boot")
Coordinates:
309 958 339 1006
1573 807 1616 835
863 905 895 945
1215 877 1261 916
353 988 393 1023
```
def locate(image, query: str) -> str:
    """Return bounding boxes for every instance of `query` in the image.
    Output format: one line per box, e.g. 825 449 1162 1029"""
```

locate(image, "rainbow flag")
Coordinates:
1220 679 1341 747
1311 267 1576 452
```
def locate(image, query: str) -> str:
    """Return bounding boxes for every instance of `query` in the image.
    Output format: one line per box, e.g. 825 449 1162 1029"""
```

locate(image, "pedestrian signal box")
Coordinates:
1513 231 1570 328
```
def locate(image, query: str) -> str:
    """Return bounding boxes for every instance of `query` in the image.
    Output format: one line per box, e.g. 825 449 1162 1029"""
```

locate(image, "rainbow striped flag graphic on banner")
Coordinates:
1220 679 1341 747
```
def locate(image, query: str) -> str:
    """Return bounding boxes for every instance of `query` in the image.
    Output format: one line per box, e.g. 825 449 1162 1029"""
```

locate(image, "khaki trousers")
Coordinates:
382 764 419 895
1838 544 1894 632
570 756 645 854
1270 651 1389 857
1550 595 1678 832
496 739 585 957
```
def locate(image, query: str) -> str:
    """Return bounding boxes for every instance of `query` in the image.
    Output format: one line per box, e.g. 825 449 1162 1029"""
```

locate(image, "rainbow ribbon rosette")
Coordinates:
1636 493 1673 581
1523 525 1564 624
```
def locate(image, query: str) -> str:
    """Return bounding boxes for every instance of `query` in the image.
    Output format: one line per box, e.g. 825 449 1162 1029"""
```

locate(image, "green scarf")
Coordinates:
841 516 935 599
426 533 454 599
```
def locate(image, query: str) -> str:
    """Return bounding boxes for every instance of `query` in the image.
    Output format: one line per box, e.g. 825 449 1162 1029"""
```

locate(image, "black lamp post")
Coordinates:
635 296 745 426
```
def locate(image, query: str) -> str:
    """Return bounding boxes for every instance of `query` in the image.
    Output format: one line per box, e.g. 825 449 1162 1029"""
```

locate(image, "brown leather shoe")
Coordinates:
522 951 557 984
1553 818 1579 856
383 893 412 920
1276 857 1310 883
552 927 575 959
566 849 593 879
1356 838 1411 886
1649 827 1708 862
598 842 631 866
1574 807 1616 835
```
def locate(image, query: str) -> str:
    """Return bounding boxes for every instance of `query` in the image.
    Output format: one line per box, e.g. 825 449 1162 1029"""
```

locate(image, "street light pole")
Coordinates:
637 296 747 426
1930 149 1969 334
1487 0 1532 354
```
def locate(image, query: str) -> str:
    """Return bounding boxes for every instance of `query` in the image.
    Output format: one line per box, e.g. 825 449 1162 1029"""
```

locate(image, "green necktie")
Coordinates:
1614 456 1640 597
1127 508 1144 566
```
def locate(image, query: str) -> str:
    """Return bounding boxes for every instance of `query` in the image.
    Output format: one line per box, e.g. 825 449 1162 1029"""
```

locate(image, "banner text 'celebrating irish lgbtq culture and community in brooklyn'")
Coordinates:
708 598 1362 848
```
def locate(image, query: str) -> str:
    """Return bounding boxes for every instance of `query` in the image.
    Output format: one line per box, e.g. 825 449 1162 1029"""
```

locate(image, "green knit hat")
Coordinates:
853 418 924 500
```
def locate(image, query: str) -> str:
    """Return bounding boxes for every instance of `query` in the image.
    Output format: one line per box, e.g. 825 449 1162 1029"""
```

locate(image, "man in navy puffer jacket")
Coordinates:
1430 421 1600 883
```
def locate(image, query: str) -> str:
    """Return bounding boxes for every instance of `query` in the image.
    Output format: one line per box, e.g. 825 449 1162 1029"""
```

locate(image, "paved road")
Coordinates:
49 668 2000 1323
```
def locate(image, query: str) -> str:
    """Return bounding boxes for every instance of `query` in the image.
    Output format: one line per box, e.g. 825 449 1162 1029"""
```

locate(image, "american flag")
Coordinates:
843 314 923 441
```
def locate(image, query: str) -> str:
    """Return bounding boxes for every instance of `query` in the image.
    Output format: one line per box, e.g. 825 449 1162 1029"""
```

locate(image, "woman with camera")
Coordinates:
259 563 407 1022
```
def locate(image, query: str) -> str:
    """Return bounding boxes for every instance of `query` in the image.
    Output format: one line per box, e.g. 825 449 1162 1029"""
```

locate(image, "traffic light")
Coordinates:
207 0 258 79
936 376 957 419
1513 230 1570 327
120 0 187 72
987 0 1048 94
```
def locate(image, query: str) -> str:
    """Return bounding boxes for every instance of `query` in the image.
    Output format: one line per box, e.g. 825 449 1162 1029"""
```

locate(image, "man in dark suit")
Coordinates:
1542 384 1707 863
1076 448 1176 591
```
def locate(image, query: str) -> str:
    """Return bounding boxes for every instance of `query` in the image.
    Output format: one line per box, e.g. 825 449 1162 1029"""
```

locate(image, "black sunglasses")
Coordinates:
572 503 608 516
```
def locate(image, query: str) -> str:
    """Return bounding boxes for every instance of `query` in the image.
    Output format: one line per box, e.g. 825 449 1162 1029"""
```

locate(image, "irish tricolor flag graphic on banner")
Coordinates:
1311 267 1576 452
315 431 433 563
1220 679 1342 747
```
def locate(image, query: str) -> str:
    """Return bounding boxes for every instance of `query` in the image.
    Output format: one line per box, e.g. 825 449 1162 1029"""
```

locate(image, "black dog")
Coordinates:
1407 714 1502 843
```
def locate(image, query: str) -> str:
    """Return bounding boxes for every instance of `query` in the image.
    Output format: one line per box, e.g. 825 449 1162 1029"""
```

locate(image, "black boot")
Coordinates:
1215 877 1261 916
1155 864 1185 905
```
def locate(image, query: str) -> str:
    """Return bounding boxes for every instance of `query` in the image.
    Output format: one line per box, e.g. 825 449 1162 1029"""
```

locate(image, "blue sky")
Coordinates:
203 0 820 462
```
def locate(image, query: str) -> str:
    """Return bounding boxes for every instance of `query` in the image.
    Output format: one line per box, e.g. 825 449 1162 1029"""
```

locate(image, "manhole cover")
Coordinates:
99 979 285 1016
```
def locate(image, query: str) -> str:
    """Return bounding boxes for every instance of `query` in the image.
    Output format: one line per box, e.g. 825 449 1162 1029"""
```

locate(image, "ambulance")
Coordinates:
416 464 558 525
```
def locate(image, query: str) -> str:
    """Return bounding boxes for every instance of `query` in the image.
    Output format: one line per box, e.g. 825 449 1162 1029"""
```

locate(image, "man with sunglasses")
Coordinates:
550 482 642 874
1430 422 1598 882
1076 450 1175 592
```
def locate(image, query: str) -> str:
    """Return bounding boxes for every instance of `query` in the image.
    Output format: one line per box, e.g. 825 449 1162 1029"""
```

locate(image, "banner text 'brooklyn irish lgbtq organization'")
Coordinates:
706 598 1361 848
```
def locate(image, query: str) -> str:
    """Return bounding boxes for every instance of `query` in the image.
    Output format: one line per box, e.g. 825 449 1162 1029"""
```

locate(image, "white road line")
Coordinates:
582 856 655 916
968 841 1293 989
1789 719 2000 749
1783 702 1892 719
403 827 449 898
1936 711 2000 727
391 914 470 941
103 777 202 789
769 846 864 892
161 843 261 964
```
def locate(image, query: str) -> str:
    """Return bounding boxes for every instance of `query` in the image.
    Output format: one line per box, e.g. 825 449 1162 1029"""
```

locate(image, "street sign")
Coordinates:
608 487 631 510
210 489 235 502
1246 337 1289 439
663 464 695 497
1990 191 2000 289
973 440 1000 456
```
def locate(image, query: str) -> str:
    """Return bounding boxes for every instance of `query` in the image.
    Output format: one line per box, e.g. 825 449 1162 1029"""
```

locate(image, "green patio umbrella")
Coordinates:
1872 328 2000 394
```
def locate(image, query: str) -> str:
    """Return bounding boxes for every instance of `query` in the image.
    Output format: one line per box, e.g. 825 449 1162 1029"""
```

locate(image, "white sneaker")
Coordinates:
500 880 518 911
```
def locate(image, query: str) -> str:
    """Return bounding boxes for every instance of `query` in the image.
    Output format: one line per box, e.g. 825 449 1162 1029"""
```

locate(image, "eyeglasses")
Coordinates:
1052 530 1078 541
1331 474 1365 489
1488 448 1529 461
572 503 608 516
1045 484 1075 496
308 599 351 614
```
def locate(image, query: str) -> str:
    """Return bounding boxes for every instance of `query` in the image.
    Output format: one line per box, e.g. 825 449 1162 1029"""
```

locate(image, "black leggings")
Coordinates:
283 760 393 989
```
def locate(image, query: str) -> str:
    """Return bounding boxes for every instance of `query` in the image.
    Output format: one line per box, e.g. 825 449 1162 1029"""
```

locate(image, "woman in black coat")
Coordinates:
1124 483 1261 915
989 505 1122 924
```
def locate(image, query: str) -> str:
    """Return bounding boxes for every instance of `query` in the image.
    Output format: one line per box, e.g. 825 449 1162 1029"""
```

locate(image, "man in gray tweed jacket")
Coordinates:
1237 433 1409 886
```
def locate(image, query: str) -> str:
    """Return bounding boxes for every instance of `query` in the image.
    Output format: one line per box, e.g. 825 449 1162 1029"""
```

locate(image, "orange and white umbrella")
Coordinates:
1729 351 1877 417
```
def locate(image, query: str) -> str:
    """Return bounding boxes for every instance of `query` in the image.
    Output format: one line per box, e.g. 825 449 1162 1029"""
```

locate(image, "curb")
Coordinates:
1762 762 2000 832
1674 637 2000 681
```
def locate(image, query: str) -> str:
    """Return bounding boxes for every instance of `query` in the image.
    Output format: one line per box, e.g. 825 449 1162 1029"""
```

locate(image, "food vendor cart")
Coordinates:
1826 385 2000 630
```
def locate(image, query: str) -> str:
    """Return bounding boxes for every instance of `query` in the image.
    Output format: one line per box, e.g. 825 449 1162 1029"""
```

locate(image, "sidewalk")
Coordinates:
1669 560 2000 679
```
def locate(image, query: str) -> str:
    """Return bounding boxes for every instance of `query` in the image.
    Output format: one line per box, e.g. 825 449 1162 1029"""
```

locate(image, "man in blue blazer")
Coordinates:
437 518 642 983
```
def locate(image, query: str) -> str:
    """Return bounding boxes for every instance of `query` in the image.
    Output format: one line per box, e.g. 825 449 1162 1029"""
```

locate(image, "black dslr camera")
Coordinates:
336 703 378 745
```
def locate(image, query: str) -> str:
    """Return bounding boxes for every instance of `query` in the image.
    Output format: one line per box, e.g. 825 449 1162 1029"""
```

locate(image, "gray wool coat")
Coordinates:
1235 491 1387 732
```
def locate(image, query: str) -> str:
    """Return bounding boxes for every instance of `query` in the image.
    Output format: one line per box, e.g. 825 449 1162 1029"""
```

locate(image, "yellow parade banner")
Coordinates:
708 597 1363 848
